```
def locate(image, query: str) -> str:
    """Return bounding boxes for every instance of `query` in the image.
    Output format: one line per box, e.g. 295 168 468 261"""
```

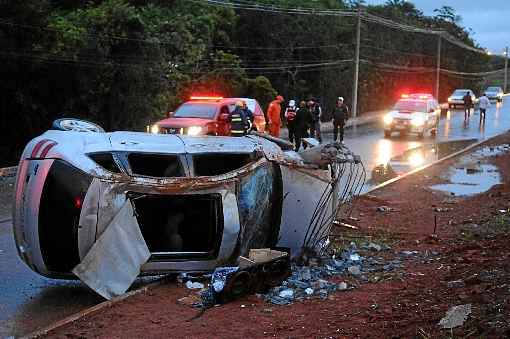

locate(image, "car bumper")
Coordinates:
448 100 466 105
384 121 424 134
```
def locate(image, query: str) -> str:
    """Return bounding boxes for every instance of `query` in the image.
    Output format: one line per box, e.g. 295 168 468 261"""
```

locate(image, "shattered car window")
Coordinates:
128 153 185 177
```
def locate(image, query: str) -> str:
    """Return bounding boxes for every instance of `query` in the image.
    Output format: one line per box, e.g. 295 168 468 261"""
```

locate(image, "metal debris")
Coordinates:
186 281 205 290
447 280 466 289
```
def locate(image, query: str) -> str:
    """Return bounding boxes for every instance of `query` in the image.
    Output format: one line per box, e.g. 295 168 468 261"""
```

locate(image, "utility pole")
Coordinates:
504 46 508 93
352 9 361 118
435 35 442 100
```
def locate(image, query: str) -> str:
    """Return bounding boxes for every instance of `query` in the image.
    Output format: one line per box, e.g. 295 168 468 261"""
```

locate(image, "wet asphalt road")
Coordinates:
335 100 509 189
0 98 508 338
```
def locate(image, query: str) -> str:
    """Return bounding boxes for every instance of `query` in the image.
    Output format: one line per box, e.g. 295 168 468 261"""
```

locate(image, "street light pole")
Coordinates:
352 9 361 118
435 35 442 100
504 46 508 93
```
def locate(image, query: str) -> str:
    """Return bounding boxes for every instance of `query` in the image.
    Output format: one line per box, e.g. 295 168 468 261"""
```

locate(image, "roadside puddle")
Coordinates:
430 164 501 196
370 139 479 186
429 144 509 196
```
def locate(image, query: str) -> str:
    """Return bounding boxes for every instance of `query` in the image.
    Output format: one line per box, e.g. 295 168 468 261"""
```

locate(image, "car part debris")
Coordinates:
439 304 472 329
13 119 364 298
72 200 150 299
201 248 291 306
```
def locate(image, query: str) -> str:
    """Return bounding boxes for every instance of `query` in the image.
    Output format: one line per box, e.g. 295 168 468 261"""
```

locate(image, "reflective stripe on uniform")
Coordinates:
231 118 242 122
231 130 245 134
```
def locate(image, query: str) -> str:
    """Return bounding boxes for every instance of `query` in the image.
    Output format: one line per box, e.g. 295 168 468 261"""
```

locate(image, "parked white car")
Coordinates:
448 89 477 109
383 95 440 138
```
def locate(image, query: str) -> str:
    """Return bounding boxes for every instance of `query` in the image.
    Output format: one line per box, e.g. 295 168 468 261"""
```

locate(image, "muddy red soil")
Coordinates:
45 134 510 339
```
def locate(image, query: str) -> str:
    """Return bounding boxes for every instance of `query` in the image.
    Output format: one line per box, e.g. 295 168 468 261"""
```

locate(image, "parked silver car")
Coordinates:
448 89 477 109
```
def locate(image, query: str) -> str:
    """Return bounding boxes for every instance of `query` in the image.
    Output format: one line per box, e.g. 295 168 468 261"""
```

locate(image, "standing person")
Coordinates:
463 91 473 120
294 100 311 151
241 101 254 131
267 95 284 137
332 97 349 142
308 98 322 142
478 92 490 124
228 100 249 137
284 99 297 143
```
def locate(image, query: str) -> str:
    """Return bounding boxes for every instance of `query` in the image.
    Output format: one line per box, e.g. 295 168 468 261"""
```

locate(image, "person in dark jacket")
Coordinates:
308 98 322 142
332 96 349 142
228 100 250 136
463 91 473 120
294 100 311 151
241 101 254 131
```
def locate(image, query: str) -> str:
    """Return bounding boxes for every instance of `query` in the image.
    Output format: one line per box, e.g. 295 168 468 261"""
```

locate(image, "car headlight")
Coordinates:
411 116 425 127
187 126 203 136
150 124 160 134
448 97 453 102
383 115 393 125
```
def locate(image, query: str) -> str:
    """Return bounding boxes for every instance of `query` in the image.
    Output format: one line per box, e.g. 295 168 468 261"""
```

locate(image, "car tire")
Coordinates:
448 104 453 109
51 118 105 133
430 128 437 137
384 130 391 138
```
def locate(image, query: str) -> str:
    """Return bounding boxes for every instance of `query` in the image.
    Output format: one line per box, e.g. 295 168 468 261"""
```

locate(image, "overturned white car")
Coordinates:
13 119 364 298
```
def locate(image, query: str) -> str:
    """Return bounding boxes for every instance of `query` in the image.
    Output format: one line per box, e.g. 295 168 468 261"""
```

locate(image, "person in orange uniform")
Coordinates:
267 95 284 137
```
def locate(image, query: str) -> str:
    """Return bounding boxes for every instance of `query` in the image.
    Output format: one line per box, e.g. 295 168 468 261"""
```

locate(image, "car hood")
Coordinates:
156 117 213 128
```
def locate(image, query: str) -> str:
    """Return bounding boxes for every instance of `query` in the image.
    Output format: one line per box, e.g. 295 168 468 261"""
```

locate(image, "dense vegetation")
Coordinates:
0 0 501 165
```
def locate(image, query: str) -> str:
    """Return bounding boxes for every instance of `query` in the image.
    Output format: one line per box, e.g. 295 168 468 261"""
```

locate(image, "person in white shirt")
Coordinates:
478 93 490 124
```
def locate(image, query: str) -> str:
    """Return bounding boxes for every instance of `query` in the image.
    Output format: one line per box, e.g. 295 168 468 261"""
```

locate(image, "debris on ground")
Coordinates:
439 304 472 329
185 281 205 290
376 205 401 212
198 249 291 307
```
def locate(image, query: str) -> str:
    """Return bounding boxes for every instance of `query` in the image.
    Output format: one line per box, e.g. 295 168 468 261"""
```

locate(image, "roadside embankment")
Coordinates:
35 131 510 338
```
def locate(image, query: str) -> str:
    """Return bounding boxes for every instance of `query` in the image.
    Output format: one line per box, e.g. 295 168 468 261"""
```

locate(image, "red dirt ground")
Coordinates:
45 134 510 339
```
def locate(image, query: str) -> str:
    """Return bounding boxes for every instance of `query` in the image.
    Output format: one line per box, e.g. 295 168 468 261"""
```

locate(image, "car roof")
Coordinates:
409 93 433 98
186 97 258 104
397 98 428 103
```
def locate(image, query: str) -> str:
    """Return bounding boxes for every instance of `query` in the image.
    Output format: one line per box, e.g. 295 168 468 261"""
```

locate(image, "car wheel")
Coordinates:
52 118 105 133
430 128 437 137
448 104 453 109
384 130 391 138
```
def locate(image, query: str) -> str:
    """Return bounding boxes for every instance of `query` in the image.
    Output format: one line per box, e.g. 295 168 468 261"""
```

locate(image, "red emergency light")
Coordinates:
401 94 409 98
190 96 223 101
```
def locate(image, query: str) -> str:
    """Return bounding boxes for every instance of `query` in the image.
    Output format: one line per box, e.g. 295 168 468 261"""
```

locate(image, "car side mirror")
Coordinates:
166 111 173 118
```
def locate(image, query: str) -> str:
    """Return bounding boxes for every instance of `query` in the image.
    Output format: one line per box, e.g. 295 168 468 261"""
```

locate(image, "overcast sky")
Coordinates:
365 0 509 54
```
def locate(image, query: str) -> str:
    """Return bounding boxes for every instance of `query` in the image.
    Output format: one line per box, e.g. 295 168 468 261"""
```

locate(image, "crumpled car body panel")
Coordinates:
13 130 340 280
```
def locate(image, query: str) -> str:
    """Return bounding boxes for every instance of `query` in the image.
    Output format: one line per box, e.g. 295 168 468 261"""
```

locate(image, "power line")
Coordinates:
360 59 435 73
440 68 506 76
195 0 486 55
